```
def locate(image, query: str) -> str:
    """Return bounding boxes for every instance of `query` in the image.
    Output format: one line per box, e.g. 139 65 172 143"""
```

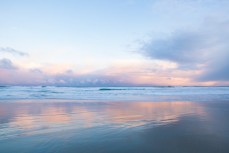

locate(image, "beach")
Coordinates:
2 1 229 152
0 86 229 153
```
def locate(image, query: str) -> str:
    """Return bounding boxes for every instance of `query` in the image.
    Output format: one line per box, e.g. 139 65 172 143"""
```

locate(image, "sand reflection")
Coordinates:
0 101 206 137
104 102 205 127
42 107 71 123
1 101 229 153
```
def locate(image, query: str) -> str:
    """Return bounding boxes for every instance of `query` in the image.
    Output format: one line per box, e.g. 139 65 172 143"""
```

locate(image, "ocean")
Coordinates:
0 86 229 153
1 86 229 101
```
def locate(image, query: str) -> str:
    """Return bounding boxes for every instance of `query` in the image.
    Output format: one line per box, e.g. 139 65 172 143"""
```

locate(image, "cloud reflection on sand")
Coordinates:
104 102 206 127
0 100 206 138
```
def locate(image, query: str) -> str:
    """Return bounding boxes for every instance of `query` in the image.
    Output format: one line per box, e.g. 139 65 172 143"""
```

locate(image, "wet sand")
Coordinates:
0 100 229 153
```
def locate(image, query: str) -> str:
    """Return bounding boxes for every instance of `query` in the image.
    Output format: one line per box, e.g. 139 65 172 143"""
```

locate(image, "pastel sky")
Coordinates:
1 0 229 86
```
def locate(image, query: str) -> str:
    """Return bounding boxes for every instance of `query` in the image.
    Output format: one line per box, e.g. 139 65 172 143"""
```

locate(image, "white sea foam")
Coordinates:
0 86 229 101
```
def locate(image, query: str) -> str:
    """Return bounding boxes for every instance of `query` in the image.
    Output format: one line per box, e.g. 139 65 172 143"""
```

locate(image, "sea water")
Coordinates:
0 86 229 153
1 86 229 101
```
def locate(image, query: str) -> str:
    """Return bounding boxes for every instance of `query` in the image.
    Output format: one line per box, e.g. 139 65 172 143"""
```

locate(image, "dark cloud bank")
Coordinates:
0 60 132 86
140 20 229 82
50 73 132 87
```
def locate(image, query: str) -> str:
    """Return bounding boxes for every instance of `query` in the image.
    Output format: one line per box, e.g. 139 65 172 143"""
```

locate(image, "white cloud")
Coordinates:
139 19 229 81
0 47 29 56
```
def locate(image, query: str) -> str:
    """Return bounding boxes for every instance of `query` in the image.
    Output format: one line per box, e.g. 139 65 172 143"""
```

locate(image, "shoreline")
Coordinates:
0 98 229 104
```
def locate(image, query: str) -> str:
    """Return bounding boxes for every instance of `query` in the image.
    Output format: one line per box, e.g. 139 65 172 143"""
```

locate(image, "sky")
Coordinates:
0 0 229 86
